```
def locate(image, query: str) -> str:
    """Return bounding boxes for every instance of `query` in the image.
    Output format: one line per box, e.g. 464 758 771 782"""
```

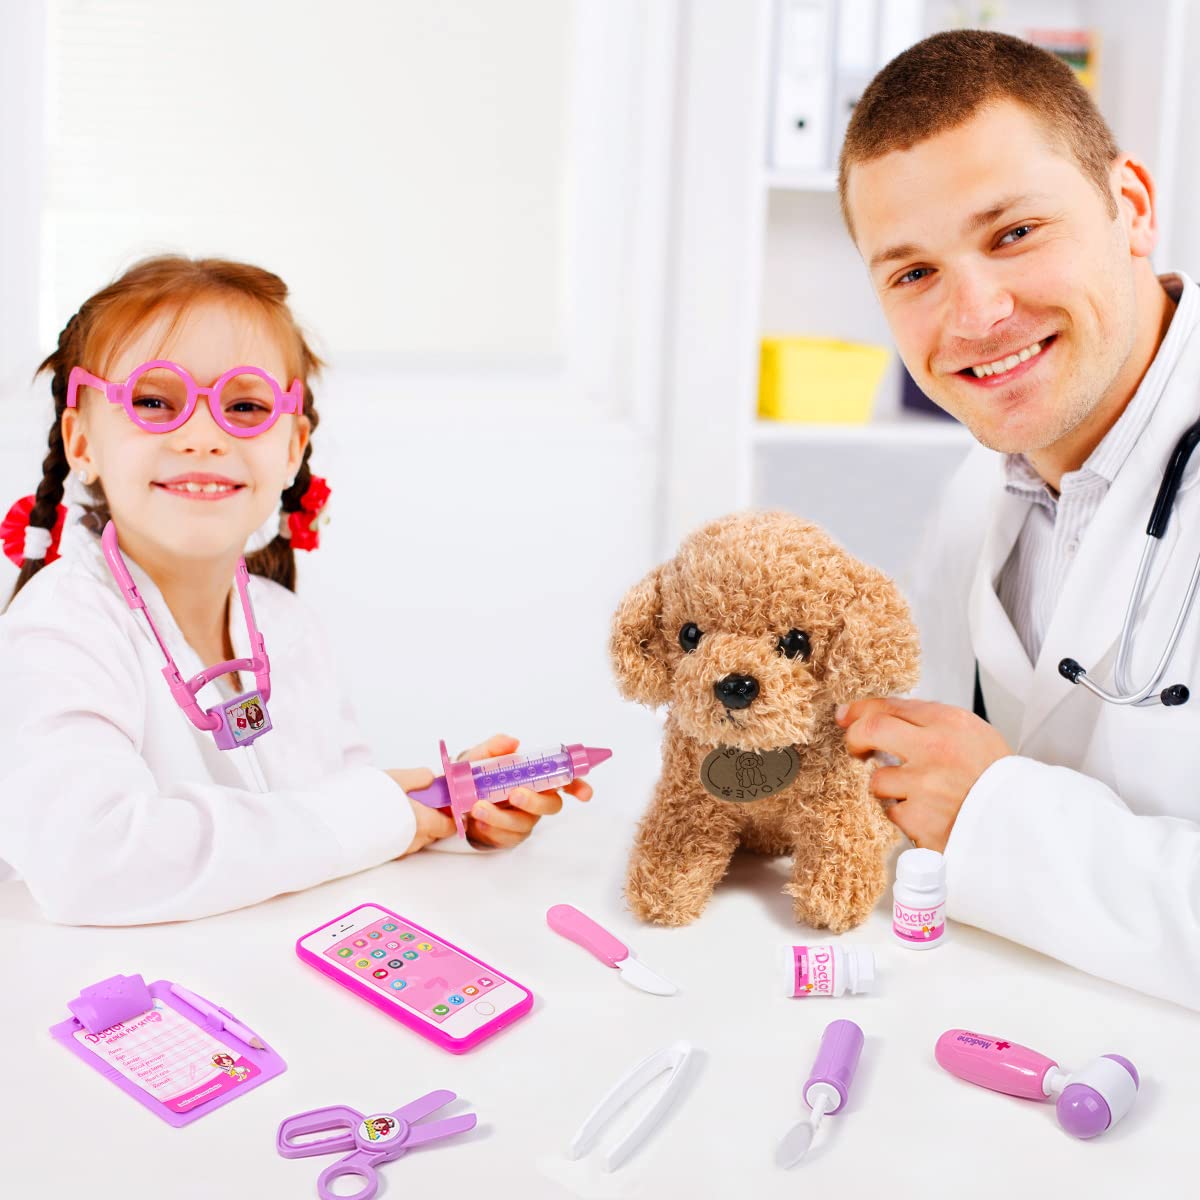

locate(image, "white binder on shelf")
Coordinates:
769 0 836 171
830 0 878 157
768 0 927 176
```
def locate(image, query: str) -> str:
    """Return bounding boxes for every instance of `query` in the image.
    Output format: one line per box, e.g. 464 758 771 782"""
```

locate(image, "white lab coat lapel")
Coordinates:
968 489 1034 745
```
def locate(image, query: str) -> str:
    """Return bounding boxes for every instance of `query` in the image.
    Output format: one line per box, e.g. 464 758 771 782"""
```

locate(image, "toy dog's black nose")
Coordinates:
714 674 759 710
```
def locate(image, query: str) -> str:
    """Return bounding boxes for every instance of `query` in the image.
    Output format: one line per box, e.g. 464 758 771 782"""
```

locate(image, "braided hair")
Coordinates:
7 255 323 606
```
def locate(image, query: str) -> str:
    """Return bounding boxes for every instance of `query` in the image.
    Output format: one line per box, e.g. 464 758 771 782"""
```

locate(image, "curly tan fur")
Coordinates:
611 511 920 931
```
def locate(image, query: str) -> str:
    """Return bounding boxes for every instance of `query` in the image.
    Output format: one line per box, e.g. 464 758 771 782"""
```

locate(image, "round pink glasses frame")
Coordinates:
67 359 303 438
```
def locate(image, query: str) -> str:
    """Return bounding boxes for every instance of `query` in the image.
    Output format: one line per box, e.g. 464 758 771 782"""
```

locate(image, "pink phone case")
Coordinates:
295 902 534 1054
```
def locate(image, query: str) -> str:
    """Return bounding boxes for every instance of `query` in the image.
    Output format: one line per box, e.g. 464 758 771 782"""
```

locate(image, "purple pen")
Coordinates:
777 1019 864 1167
408 740 612 837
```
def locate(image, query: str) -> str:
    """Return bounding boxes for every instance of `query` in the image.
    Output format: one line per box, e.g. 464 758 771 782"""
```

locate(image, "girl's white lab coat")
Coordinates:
0 515 472 926
912 280 1200 1012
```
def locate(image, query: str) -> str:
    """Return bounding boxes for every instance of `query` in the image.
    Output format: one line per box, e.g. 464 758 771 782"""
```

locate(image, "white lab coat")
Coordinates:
0 513 475 926
911 278 1200 1011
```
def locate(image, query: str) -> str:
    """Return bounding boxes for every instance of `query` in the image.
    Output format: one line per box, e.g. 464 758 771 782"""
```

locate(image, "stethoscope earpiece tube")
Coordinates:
1059 655 1191 708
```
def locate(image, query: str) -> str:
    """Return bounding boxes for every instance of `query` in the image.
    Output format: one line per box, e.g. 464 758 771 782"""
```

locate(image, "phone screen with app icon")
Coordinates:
323 916 502 1023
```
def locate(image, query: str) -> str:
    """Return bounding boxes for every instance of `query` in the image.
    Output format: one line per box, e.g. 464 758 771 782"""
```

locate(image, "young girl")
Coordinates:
0 256 590 925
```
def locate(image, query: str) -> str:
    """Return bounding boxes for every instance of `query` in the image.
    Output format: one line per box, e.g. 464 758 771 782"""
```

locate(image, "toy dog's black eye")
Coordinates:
778 629 811 661
678 622 703 652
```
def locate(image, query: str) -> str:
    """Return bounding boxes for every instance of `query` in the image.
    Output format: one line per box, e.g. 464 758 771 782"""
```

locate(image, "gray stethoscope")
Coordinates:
1058 414 1200 706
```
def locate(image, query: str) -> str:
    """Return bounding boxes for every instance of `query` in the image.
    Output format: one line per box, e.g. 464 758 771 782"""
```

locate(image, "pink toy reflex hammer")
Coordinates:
935 1029 1139 1139
408 740 611 837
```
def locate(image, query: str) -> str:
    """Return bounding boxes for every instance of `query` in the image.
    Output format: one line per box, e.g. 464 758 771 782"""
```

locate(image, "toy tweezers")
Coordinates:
569 1040 695 1171
277 1090 476 1200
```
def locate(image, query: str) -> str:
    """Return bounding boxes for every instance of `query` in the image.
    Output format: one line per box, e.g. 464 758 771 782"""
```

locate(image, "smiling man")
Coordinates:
833 30 1200 1009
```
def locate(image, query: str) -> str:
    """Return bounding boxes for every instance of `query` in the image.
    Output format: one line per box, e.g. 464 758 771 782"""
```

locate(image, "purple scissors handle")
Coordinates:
316 1152 383 1200
277 1105 363 1157
277 1091 477 1200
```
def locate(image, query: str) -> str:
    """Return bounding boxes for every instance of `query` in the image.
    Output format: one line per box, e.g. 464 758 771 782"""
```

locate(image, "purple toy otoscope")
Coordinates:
408 741 612 837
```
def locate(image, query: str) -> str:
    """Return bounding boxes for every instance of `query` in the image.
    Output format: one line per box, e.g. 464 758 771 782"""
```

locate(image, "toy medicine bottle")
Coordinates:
893 848 947 950
777 943 875 997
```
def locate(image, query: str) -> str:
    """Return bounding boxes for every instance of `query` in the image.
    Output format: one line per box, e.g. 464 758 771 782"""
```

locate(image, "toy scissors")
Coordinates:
277 1090 477 1200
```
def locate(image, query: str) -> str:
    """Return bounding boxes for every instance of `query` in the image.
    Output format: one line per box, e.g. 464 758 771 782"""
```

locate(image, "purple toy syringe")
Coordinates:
408 741 612 837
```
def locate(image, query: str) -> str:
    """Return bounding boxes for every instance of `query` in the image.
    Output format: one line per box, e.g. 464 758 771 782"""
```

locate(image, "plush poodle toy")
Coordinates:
611 511 920 932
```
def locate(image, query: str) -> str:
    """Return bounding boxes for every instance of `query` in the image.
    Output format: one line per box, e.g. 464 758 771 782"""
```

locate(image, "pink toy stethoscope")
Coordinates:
101 520 274 752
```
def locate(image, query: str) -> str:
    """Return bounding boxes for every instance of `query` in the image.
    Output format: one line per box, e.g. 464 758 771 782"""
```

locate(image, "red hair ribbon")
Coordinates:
285 475 331 552
2 495 68 568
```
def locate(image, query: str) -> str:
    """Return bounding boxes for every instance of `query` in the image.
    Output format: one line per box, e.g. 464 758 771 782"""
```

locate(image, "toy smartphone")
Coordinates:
296 903 533 1053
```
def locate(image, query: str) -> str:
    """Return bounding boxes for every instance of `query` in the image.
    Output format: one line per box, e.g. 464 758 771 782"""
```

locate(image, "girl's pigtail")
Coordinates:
243 382 321 593
8 316 82 604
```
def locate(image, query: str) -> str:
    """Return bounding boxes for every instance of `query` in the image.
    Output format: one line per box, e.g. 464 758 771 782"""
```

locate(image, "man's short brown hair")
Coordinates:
838 30 1120 238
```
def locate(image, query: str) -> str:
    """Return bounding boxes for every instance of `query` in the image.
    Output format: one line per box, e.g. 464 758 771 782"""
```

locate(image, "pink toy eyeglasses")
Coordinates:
67 360 303 437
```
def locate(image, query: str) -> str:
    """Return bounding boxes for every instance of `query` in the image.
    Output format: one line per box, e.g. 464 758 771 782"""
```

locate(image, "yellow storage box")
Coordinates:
758 336 891 424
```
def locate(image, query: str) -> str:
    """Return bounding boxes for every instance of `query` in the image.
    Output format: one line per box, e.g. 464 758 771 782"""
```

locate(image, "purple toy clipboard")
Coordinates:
50 973 286 1128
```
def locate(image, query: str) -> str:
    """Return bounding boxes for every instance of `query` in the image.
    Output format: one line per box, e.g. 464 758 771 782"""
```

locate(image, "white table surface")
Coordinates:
1 724 1193 1200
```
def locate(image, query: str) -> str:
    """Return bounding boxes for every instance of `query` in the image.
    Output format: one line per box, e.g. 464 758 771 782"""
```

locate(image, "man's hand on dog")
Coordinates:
835 698 1011 853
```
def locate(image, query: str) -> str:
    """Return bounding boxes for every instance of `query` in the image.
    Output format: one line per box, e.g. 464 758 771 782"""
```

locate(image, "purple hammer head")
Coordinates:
1056 1084 1111 1139
1055 1055 1139 1139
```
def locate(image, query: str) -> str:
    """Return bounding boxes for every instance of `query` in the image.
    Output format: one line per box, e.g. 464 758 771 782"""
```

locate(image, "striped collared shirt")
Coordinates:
997 274 1195 663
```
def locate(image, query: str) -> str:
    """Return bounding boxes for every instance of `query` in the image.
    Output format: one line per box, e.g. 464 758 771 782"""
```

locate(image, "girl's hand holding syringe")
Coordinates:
389 734 597 851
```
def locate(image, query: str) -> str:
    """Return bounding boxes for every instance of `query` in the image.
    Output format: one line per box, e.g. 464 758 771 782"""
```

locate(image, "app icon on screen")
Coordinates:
478 977 494 988
388 959 403 969
449 994 465 1005
368 932 382 940
391 979 407 990
417 943 433 952
371 949 386 959
386 942 400 950
373 969 389 979
337 948 353 958
382 923 397 931
403 951 419 961
433 1004 449 1016
462 986 478 996
353 939 367 948
355 959 370 969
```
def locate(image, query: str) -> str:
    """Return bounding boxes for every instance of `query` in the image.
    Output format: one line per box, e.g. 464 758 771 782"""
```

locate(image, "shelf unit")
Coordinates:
659 0 1189 580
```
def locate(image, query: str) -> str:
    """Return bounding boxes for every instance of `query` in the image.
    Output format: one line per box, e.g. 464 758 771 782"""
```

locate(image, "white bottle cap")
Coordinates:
842 945 875 995
896 847 946 891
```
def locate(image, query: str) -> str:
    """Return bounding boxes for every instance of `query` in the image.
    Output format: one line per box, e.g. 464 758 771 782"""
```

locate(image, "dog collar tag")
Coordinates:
700 746 801 802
